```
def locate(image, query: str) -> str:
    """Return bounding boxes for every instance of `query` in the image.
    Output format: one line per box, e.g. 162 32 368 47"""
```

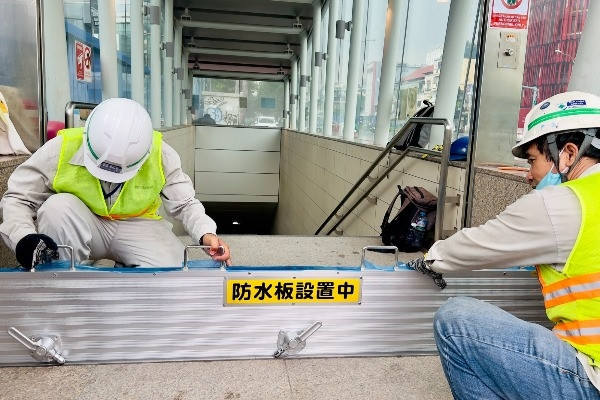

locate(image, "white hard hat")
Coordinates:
83 98 153 183
512 91 600 159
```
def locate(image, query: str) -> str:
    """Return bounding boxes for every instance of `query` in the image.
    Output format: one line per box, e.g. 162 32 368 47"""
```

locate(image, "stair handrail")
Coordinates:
314 117 454 242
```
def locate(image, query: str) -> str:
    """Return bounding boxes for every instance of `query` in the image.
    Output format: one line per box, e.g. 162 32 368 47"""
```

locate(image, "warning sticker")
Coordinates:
75 40 92 82
224 277 362 306
490 0 530 30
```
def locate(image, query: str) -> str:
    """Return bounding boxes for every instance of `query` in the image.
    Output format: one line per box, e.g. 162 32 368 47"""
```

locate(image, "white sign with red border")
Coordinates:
75 41 93 82
490 0 530 30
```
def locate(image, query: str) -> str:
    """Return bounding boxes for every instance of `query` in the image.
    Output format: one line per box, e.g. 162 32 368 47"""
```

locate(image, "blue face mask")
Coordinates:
536 150 566 190
535 168 563 190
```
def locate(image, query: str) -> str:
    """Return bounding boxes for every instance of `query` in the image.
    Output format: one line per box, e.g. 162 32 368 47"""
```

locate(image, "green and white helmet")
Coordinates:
83 98 153 183
512 91 600 159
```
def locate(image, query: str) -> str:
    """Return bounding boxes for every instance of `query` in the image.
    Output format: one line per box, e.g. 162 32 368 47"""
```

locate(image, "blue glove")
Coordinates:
406 257 447 289
15 234 59 270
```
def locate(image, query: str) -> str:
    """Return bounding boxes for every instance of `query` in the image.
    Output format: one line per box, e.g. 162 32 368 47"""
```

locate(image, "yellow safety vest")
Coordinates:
53 128 165 220
537 172 600 366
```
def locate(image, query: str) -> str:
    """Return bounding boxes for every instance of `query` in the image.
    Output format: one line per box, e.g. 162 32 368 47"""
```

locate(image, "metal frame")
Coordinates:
0 260 546 365
315 117 453 241
64 101 98 129
463 0 490 229
37 0 46 148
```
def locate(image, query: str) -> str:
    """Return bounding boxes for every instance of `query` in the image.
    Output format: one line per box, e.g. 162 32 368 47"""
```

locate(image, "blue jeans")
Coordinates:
434 297 600 400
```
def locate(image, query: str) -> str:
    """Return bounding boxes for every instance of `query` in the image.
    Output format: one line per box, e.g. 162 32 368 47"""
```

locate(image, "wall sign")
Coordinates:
224 277 362 306
75 41 92 82
490 0 530 30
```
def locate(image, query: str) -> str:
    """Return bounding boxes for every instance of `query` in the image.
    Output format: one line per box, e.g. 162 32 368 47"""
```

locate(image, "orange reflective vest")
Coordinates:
537 172 600 366
53 128 165 220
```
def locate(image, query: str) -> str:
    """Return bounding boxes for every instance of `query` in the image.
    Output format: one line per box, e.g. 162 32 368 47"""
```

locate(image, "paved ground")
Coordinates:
0 356 452 400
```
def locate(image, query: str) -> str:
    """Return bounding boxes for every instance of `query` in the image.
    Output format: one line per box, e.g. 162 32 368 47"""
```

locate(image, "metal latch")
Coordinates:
8 327 65 364
273 321 322 358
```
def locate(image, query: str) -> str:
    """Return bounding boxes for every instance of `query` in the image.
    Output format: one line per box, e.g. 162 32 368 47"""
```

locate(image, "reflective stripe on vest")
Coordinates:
554 320 600 345
536 172 600 366
541 271 600 308
53 128 165 220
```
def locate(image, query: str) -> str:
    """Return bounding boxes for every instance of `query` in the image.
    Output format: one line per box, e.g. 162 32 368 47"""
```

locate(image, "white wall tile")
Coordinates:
361 147 380 163
198 194 278 203
347 143 363 159
355 197 376 231
195 149 280 173
356 217 376 236
446 166 465 191
195 172 279 196
403 157 440 183
196 126 280 151
345 156 362 185
333 151 347 180
275 132 467 237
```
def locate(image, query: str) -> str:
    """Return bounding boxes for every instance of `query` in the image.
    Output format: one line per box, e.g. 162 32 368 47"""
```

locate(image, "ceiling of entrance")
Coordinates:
174 0 315 81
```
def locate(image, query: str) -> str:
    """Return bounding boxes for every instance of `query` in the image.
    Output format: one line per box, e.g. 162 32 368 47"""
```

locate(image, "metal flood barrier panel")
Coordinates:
0 249 547 366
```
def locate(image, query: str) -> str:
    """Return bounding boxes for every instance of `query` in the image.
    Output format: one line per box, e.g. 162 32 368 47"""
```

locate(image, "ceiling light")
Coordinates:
181 8 192 21
284 43 294 56
293 17 302 29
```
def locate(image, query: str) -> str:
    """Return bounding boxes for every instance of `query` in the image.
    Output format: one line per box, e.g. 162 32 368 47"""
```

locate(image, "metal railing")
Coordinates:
315 117 454 242
65 101 98 129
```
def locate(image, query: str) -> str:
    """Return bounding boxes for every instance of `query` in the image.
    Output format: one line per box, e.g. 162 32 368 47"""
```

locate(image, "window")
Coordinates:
194 78 284 127
63 0 152 109
355 0 386 142
332 0 354 137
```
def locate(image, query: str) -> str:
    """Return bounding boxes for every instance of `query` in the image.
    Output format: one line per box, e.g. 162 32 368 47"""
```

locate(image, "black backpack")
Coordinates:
394 100 434 150
380 185 437 252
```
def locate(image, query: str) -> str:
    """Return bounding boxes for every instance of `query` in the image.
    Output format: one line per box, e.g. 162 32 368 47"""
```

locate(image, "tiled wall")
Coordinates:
273 130 466 237
160 125 196 235
195 125 281 203
162 126 196 176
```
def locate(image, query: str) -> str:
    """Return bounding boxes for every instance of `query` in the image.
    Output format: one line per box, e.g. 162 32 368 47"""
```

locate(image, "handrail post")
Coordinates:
434 119 453 242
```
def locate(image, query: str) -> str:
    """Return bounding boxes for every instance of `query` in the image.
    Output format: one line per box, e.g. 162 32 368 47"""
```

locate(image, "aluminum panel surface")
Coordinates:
0 267 546 365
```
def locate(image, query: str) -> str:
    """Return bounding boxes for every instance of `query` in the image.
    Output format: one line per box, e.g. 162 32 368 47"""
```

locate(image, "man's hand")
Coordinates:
15 234 59 270
406 256 447 289
201 233 232 266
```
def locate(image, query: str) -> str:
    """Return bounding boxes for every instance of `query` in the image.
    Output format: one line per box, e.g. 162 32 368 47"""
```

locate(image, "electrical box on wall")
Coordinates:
497 32 520 69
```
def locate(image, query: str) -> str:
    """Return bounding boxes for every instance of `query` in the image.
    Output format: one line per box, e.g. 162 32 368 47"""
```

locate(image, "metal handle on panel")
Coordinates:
274 321 322 358
298 321 322 342
361 246 399 271
58 245 75 271
183 245 226 271
8 327 65 364
30 244 75 272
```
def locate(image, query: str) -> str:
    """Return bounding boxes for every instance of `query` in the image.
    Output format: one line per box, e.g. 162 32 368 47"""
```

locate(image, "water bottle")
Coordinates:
408 211 428 249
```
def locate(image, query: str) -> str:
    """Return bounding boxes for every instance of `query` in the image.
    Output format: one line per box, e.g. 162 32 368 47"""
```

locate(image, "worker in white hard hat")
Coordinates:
0 98 230 269
406 91 600 398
